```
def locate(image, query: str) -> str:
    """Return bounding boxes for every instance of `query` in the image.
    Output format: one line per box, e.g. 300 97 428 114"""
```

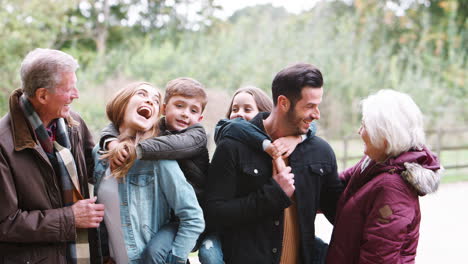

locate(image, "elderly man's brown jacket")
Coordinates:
0 89 101 263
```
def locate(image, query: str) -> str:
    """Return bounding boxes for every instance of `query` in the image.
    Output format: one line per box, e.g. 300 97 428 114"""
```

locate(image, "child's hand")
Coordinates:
272 135 302 158
107 140 119 151
110 144 135 170
272 157 295 197
265 144 282 159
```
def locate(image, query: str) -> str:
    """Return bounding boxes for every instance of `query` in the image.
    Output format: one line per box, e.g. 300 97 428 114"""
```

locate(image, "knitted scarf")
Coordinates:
19 95 90 264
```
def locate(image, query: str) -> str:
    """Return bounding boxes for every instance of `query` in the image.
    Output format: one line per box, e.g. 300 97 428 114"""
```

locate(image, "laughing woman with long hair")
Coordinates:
93 82 204 264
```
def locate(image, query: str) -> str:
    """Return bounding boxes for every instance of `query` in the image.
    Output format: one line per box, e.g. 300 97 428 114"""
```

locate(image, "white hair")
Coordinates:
20 48 79 97
361 89 426 157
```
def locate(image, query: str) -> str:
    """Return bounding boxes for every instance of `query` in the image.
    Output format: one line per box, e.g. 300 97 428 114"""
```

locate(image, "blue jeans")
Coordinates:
141 222 186 264
198 233 224 264
197 234 325 264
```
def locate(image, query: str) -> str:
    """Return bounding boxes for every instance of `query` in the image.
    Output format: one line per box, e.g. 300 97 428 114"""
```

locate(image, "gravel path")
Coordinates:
190 181 468 263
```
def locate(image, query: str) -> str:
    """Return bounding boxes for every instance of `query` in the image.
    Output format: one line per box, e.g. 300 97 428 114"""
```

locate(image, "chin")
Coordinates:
139 125 154 132
60 112 70 118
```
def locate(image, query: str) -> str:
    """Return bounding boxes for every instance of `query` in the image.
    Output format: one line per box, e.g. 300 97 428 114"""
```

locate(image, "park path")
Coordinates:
190 181 468 263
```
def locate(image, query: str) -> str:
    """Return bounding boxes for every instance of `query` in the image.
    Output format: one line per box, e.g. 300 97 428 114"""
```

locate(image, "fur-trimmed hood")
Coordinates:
370 146 443 196
401 161 443 195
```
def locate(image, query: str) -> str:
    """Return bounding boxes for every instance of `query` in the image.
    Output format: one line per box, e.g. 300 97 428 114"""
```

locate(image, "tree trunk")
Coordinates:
95 0 109 56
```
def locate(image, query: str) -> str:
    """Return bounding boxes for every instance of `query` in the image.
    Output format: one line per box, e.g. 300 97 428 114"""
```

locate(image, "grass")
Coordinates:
440 171 468 184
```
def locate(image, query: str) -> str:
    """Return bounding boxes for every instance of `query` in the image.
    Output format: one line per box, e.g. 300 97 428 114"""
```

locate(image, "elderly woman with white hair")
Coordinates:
326 89 442 264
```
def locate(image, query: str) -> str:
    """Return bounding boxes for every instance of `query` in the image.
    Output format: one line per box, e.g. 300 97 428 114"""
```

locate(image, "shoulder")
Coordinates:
305 135 333 150
371 172 415 198
215 136 247 152
183 123 207 136
210 137 250 164
0 114 14 150
298 135 336 161
153 159 183 174
0 113 12 136
68 111 90 130
69 111 84 123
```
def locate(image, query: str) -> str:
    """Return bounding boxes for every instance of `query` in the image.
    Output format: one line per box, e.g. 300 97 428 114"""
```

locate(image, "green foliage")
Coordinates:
0 1 466 139
0 0 74 101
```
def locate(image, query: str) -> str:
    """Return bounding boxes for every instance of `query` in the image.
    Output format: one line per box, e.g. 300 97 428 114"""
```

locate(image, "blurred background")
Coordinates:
1 0 466 178
1 0 467 262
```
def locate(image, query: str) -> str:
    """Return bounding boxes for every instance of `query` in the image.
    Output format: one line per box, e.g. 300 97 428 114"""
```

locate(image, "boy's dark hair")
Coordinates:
271 63 323 107
164 77 208 112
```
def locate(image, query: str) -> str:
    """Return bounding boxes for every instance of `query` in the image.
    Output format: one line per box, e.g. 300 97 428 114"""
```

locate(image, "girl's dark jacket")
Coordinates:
0 89 100 264
326 147 442 264
205 112 344 264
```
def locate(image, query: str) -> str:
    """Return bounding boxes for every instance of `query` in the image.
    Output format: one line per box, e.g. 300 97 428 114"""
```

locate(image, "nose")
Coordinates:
181 108 189 118
358 125 363 135
71 87 79 99
145 98 153 106
312 107 320 120
232 110 245 120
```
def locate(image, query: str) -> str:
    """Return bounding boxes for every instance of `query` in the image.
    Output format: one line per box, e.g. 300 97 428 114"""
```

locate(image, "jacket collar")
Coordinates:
9 88 77 151
349 147 442 197
250 112 269 133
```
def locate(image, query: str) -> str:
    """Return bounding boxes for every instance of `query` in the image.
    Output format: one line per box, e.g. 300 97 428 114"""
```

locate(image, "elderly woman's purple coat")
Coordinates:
326 147 441 264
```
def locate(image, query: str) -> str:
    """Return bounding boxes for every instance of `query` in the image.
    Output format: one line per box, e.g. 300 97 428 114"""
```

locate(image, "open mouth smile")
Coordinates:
137 105 153 119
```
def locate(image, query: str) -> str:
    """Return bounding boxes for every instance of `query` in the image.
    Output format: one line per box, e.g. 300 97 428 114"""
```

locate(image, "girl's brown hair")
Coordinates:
225 86 273 119
102 82 162 179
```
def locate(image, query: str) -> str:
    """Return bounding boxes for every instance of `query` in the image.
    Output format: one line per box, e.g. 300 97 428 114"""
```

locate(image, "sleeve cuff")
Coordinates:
262 139 272 151
103 137 117 151
136 145 143 159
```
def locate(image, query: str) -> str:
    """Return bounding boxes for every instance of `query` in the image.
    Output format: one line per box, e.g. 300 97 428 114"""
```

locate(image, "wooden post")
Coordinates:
343 136 348 171
436 127 442 159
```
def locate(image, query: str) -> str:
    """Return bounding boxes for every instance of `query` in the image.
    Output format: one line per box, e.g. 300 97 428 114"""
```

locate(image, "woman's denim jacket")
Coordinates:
93 146 205 262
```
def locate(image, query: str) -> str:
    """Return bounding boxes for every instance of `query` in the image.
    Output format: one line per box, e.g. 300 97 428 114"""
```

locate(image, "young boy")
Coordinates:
100 77 208 201
99 77 209 263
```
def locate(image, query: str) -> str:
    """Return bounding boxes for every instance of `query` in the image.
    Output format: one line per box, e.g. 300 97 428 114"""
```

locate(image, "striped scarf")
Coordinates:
19 95 90 264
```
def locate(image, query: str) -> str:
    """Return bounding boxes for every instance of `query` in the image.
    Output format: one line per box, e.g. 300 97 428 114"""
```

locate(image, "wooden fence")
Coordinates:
338 127 468 171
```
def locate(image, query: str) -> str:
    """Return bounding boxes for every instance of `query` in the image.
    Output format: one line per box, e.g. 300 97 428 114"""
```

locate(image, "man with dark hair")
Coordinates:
0 48 104 263
205 63 343 264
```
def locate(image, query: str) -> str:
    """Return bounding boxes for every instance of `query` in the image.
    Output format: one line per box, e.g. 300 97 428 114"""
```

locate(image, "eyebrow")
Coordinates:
139 89 159 100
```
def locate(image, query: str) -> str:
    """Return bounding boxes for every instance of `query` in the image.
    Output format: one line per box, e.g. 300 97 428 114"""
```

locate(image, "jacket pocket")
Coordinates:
129 173 154 187
308 163 332 208
239 163 270 190
308 163 327 175
128 172 155 205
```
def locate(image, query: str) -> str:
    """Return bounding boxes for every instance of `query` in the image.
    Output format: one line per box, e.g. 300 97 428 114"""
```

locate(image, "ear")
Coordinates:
161 103 167 116
197 115 204 123
34 88 49 105
277 95 290 112
383 139 389 151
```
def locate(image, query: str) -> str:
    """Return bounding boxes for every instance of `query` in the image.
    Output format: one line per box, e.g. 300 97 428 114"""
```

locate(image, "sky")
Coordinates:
212 0 323 19
212 0 423 19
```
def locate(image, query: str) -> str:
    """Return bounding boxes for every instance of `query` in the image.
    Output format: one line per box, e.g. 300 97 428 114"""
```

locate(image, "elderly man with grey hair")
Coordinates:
0 48 104 264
